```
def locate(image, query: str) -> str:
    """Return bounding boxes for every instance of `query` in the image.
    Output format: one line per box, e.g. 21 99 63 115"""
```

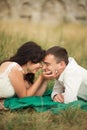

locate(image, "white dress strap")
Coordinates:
0 62 23 78
2 62 18 75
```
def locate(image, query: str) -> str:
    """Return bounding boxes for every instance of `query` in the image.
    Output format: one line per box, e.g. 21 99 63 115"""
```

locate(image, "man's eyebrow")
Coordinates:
43 61 50 65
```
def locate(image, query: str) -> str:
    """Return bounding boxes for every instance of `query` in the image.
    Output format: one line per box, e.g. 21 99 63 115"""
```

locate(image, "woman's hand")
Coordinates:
42 70 59 80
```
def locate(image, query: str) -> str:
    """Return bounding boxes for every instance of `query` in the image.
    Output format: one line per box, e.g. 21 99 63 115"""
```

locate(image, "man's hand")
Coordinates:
53 93 64 103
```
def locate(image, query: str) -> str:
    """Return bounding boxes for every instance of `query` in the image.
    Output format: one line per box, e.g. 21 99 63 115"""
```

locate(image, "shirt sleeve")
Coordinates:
51 80 64 100
63 72 83 103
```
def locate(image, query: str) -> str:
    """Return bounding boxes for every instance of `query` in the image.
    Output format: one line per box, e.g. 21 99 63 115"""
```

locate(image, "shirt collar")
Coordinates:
57 57 77 82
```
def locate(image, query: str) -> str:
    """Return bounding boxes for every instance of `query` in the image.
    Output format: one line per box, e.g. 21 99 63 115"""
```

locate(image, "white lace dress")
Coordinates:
0 62 23 98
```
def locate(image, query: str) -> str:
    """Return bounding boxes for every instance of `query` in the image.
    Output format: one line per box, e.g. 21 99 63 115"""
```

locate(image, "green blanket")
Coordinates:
4 90 87 113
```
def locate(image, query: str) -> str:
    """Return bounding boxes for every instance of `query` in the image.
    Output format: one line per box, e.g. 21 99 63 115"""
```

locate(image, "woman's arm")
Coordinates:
34 77 48 96
9 67 46 97
9 67 27 97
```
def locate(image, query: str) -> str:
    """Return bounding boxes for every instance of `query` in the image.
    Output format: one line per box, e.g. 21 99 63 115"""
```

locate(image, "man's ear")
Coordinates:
58 61 66 69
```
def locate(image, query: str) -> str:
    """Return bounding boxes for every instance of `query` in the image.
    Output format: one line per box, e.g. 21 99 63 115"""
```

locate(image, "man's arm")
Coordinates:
51 80 64 101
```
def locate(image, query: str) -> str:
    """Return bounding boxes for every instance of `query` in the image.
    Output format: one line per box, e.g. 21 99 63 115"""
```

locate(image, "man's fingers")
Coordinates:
54 97 62 103
54 94 64 103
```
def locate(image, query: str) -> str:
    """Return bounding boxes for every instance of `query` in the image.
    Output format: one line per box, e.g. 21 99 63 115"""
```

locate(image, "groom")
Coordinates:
42 46 87 103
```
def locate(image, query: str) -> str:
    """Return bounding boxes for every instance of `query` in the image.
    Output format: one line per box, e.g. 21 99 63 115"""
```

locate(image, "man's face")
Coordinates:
43 54 60 74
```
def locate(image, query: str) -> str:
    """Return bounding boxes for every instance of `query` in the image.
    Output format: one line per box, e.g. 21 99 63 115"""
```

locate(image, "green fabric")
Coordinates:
4 90 87 114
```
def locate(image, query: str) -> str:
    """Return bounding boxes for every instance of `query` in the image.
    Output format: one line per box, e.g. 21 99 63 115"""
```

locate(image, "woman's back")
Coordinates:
0 62 23 98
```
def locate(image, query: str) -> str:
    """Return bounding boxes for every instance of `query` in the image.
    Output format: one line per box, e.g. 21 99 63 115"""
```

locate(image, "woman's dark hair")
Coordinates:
24 73 35 84
9 41 45 65
46 46 68 65
0 41 45 84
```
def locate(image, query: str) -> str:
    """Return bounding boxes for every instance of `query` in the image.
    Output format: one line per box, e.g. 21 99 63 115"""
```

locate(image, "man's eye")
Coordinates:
43 62 50 66
46 64 50 66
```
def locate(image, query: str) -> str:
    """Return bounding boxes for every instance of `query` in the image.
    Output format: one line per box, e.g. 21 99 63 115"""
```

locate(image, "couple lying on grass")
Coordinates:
0 41 87 110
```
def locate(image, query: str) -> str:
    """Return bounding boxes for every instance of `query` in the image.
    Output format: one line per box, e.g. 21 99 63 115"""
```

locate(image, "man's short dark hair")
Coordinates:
46 46 68 65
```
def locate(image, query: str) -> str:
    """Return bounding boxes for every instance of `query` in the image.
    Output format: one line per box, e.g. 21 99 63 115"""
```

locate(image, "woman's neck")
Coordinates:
21 65 28 74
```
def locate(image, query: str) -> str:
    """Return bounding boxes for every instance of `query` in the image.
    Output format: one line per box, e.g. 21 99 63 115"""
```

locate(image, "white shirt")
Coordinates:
51 57 87 103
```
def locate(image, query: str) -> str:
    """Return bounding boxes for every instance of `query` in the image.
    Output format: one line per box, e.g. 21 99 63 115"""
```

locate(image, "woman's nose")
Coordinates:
42 64 47 70
38 63 43 68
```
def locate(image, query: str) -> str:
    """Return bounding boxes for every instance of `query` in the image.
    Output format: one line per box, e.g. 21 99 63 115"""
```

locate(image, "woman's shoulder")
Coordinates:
1 61 17 66
8 62 23 72
0 61 23 74
11 62 23 72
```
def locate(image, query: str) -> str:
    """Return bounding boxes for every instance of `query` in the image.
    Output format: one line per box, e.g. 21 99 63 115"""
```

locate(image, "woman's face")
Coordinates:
27 61 43 74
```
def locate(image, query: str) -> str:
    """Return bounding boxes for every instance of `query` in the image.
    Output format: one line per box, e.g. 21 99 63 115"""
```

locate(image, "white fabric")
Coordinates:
51 57 87 103
0 62 23 98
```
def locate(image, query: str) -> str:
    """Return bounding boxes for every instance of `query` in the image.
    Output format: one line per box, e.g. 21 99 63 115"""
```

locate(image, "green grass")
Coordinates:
0 21 87 130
